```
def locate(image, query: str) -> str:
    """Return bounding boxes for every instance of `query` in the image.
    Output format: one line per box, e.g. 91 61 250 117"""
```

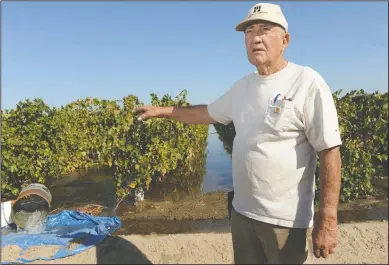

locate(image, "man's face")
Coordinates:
244 21 290 67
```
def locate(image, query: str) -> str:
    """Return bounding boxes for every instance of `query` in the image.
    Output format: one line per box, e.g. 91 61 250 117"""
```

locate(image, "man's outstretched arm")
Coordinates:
134 105 218 125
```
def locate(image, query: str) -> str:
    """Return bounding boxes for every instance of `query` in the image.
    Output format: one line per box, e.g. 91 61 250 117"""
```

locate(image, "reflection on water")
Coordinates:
48 129 230 208
338 207 388 223
202 130 233 193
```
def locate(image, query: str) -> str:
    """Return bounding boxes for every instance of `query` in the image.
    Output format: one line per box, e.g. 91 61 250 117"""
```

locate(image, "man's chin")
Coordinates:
249 56 267 67
250 61 267 69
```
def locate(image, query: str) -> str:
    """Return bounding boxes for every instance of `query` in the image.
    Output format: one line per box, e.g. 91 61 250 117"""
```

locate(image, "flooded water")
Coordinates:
113 219 232 235
338 206 388 224
48 129 231 208
201 132 233 193
44 126 387 235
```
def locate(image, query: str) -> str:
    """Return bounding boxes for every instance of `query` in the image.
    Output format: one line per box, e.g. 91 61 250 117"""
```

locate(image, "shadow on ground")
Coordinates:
96 236 152 264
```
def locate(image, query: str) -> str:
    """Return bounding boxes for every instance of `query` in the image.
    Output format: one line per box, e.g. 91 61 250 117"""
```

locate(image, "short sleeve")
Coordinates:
207 85 235 125
304 73 342 152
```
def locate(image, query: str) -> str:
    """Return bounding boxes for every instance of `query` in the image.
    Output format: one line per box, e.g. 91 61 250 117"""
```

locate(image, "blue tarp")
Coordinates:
1 210 122 264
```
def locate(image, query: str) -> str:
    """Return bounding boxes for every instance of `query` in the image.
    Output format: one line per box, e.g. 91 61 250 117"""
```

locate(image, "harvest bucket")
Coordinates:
11 183 52 229
16 183 52 207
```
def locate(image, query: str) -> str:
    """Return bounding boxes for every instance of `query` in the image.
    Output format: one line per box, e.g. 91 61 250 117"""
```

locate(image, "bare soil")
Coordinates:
2 220 387 264
2 173 387 264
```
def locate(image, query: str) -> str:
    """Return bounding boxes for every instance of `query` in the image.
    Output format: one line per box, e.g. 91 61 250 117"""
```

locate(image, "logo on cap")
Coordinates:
253 5 261 13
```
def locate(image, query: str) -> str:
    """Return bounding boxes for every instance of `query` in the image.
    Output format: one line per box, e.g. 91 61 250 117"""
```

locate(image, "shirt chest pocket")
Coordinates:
263 99 301 132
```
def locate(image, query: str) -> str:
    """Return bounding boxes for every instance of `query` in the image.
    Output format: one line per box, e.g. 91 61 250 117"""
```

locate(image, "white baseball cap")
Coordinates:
235 3 288 32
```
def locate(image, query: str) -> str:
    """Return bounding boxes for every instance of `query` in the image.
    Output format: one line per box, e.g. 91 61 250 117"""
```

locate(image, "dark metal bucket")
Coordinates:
11 183 52 229
16 183 52 207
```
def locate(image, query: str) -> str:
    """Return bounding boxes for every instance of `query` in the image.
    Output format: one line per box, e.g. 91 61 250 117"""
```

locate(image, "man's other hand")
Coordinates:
312 215 339 259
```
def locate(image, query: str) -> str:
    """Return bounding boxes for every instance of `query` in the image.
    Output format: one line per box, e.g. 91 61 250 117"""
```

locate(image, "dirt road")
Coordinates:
3 220 387 264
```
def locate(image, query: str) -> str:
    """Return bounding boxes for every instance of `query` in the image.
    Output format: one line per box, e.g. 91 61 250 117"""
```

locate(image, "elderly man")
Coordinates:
135 3 342 264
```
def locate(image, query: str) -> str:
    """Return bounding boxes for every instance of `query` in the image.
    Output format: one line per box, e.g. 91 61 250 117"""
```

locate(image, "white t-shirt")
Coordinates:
207 62 342 228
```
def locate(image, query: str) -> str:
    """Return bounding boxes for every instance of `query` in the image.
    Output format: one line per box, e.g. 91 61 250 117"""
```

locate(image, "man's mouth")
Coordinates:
252 48 264 53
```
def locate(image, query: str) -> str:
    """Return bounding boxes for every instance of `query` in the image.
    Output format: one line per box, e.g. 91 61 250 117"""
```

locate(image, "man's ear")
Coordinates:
281 32 290 51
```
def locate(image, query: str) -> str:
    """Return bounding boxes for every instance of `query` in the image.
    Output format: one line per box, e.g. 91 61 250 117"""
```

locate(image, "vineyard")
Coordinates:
1 89 387 204
1 90 209 201
214 89 388 203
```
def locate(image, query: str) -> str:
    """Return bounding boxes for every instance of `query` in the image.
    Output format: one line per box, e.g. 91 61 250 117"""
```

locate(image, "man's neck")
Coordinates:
257 57 288 76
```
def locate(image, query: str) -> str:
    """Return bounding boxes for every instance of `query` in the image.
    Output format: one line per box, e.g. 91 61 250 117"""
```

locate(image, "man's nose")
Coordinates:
253 35 263 44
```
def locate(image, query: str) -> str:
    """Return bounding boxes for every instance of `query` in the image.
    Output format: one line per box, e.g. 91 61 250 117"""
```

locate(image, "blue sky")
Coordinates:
2 1 388 110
